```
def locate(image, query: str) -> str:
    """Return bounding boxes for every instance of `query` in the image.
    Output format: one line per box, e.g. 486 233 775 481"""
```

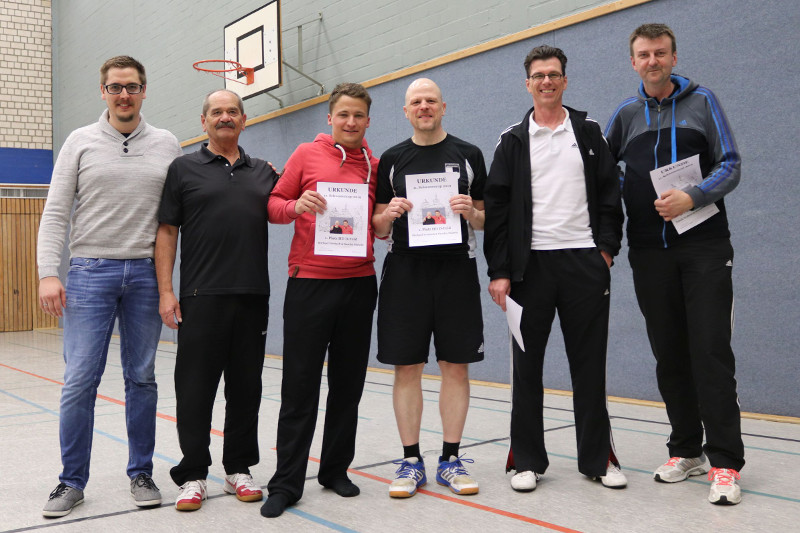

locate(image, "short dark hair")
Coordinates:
523 45 567 77
329 82 372 114
100 56 146 85
202 89 244 116
629 23 676 56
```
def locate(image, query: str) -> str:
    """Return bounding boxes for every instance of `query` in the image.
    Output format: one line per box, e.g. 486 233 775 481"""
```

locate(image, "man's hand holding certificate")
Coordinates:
650 154 719 234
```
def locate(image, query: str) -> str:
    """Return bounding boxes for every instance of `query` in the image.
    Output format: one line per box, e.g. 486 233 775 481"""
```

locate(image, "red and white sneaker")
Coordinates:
708 468 741 505
176 479 207 511
224 473 263 502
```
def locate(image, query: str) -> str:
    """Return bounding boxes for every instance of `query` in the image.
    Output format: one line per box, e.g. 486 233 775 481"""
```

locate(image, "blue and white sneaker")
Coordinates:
436 455 479 495
389 457 426 498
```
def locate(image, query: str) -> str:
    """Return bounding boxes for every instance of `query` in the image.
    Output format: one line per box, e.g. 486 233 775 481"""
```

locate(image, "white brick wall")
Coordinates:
51 0 615 150
0 0 52 150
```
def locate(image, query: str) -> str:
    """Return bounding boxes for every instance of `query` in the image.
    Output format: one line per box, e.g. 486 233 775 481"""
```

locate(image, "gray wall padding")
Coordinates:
221 0 799 416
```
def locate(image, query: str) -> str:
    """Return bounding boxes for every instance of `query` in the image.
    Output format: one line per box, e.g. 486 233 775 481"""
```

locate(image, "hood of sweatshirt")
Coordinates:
312 133 375 183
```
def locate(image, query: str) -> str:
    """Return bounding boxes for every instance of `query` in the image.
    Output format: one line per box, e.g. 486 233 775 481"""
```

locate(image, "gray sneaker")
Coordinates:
654 455 710 483
131 473 162 507
43 483 84 517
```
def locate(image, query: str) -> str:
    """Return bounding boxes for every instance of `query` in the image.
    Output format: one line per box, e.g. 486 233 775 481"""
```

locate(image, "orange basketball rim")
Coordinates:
193 59 255 85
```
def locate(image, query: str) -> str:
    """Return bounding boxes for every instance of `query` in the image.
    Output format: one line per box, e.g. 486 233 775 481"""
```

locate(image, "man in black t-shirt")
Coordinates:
155 89 278 512
372 78 486 499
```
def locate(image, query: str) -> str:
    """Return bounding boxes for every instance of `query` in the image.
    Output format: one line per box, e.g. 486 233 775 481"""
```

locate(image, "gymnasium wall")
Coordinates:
51 0 615 151
0 0 52 184
50 0 800 416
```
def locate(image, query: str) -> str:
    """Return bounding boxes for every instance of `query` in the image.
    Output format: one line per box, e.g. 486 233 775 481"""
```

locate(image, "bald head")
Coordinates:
405 78 442 105
404 78 447 144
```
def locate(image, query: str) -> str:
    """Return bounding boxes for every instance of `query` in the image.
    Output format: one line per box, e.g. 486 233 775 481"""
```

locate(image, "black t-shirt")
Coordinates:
376 134 487 256
158 144 278 297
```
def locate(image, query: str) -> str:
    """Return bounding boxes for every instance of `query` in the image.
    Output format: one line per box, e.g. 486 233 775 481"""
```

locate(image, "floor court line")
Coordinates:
5 347 800 523
347 468 582 532
282 448 581 533
0 386 351 532
0 362 223 437
383 424 800 504
5 359 798 459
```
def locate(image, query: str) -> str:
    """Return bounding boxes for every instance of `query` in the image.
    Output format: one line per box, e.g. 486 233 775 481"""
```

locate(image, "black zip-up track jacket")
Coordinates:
484 106 623 282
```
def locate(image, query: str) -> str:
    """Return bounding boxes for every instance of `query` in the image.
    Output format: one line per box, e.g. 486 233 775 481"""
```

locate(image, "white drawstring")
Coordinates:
333 142 371 183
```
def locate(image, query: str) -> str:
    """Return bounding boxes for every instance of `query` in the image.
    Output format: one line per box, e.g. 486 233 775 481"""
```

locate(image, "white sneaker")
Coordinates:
175 480 207 512
708 468 741 505
224 473 263 502
510 471 539 492
654 455 710 483
597 463 627 488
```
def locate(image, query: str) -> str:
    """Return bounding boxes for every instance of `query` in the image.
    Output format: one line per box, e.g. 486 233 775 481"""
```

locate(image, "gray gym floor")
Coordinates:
1 328 798 532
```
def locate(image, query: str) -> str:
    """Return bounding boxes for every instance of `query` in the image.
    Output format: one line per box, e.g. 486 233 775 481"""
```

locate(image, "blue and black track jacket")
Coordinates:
604 74 741 249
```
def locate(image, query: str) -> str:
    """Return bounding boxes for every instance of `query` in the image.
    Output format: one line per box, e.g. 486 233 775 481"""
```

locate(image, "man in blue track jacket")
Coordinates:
604 23 744 505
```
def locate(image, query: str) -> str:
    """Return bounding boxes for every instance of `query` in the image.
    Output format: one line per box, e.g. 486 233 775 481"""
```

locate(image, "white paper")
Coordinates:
405 172 461 247
505 295 525 352
314 182 369 257
649 154 719 234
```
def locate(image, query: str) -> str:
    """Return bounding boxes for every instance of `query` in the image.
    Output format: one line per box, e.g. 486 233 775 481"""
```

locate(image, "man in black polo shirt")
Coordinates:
155 89 278 512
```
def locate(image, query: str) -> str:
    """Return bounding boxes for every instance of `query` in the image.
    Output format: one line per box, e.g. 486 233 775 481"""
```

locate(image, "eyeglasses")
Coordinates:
103 83 144 95
528 73 563 82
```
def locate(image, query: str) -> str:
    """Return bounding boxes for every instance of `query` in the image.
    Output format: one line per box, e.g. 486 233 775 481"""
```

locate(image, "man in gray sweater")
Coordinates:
37 56 182 518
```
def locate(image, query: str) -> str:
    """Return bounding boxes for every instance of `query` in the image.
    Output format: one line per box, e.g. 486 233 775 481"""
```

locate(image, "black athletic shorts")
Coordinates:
377 253 484 365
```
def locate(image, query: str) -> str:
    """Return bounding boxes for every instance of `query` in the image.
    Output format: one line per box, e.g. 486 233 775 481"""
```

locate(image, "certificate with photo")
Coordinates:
650 154 719 234
314 182 369 257
405 172 461 247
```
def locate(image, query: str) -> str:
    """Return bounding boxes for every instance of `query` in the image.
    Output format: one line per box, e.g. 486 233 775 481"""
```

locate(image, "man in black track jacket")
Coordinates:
483 45 624 493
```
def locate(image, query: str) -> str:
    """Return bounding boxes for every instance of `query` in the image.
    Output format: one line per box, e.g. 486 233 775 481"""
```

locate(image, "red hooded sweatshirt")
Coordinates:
268 133 379 279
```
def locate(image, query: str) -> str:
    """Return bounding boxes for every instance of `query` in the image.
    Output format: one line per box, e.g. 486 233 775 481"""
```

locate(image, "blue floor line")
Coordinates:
0 410 43 419
415 422 800 505
498 448 800 504
741 444 800 457
362 386 513 415
613 425 800 456
0 387 358 530
287 508 360 532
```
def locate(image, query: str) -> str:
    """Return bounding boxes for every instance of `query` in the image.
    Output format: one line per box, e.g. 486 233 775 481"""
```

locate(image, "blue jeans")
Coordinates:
59 258 161 490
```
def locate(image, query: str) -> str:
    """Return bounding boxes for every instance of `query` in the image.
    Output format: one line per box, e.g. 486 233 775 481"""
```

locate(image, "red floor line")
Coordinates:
292 452 581 532
6 361 578 531
0 362 225 437
346 468 582 533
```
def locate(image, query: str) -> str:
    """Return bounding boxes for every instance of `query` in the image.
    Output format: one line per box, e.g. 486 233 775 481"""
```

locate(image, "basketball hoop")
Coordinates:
193 59 255 85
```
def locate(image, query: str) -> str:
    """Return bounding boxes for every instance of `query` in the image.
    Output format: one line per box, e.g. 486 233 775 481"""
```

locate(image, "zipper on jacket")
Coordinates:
653 102 668 249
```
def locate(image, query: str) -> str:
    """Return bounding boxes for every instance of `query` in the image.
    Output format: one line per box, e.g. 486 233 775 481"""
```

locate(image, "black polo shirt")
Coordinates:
159 144 278 297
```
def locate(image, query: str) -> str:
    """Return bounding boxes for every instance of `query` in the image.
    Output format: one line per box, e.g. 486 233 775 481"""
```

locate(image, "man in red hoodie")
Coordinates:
261 83 379 518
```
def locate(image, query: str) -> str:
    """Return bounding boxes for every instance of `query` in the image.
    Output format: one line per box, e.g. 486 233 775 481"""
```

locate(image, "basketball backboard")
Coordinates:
223 0 282 99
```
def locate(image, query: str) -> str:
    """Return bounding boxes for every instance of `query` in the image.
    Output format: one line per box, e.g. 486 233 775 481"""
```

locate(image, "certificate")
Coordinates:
314 182 369 257
505 295 525 352
405 172 461 247
650 154 719 234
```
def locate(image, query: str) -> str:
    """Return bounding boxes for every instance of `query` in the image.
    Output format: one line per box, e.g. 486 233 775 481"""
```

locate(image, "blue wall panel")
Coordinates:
0 148 53 184
176 0 799 416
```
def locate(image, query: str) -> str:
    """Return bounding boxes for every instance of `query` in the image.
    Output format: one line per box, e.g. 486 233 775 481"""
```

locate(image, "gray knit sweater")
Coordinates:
37 110 182 279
